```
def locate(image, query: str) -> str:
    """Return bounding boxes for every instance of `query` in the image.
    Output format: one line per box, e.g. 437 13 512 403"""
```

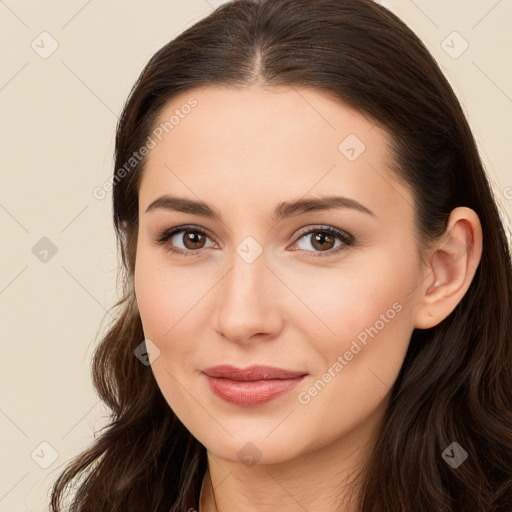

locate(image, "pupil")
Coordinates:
313 232 333 250
185 231 204 249
181 230 335 251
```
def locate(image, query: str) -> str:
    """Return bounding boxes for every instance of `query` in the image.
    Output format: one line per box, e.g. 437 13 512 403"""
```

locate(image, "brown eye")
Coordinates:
181 230 207 250
310 231 336 251
290 225 354 258
155 225 217 255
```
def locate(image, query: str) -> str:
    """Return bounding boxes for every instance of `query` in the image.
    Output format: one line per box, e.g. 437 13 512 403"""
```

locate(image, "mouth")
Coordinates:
202 365 308 407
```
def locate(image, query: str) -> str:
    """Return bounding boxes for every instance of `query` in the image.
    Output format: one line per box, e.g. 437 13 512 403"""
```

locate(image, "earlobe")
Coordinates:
413 207 483 329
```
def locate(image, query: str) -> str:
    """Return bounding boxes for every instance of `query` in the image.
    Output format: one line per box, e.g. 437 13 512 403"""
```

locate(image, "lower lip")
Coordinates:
204 375 306 407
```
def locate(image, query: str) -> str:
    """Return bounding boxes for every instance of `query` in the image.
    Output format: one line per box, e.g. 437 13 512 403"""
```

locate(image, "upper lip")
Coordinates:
202 365 307 381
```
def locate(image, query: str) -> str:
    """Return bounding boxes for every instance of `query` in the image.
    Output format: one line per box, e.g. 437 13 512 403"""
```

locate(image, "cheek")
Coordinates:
289 248 416 424
135 251 201 339
285 249 416 413
134 258 206 421
134 269 171 341
281 247 417 351
134 253 221 374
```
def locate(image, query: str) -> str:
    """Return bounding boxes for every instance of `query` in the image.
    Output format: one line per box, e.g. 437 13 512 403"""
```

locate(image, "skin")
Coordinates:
133 84 482 511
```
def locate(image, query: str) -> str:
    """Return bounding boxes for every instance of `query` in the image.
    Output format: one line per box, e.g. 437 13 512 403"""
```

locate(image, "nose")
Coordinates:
211 251 284 345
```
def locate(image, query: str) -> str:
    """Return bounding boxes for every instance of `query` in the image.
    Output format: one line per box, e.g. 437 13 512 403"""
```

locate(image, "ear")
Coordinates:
413 207 483 329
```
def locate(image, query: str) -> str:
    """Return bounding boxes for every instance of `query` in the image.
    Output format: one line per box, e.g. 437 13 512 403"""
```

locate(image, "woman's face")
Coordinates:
134 85 426 464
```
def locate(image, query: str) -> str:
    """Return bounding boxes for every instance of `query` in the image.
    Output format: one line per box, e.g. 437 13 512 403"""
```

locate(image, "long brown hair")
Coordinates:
50 0 512 510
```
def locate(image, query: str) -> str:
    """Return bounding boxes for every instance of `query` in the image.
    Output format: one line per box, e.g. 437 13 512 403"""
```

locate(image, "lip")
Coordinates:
202 365 307 381
202 365 308 407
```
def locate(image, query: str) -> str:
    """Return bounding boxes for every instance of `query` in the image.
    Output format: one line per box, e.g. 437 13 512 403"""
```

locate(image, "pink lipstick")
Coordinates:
202 365 307 407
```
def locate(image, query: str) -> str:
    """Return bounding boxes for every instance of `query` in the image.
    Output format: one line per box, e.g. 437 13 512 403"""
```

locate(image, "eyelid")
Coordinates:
292 224 354 244
155 223 355 257
288 224 354 257
154 224 218 248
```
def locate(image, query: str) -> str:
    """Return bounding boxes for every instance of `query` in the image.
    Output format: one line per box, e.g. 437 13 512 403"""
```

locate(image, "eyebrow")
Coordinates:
145 194 376 222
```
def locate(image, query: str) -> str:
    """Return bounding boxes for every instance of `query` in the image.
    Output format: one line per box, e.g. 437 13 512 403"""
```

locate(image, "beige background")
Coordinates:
1 0 511 510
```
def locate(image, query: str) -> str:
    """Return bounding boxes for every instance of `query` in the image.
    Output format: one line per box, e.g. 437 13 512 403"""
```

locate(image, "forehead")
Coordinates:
138 84 411 225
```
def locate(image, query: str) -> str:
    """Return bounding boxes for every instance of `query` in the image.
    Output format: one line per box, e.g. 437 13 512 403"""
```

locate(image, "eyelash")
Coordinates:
154 224 355 258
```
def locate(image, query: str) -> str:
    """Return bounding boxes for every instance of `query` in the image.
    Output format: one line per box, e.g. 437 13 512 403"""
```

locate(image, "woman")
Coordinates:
50 0 512 510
